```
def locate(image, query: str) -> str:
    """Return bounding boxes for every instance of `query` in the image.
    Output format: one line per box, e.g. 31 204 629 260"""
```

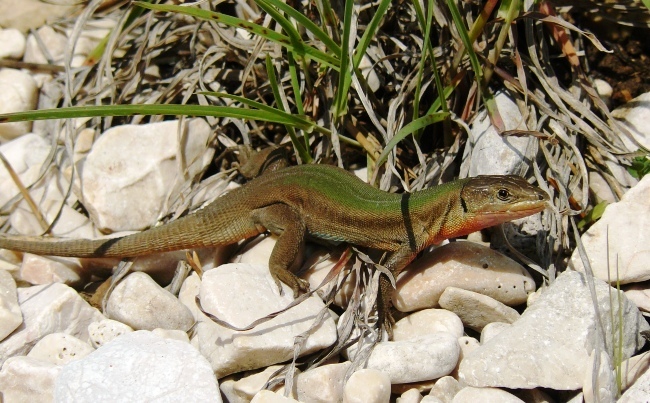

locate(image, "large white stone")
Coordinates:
451 387 524 403
192 263 336 377
294 362 350 402
19 254 88 287
624 283 650 313
23 25 67 67
106 272 194 331
0 283 105 366
54 331 220 402
427 376 461 403
0 28 26 59
0 356 61 402
80 119 214 232
394 242 534 312
570 174 650 284
0 0 79 33
87 319 133 348
0 269 22 341
457 271 648 390
438 287 520 332
461 91 536 177
364 333 459 384
343 368 391 403
0 69 38 141
27 333 94 365
392 309 464 341
397 388 423 403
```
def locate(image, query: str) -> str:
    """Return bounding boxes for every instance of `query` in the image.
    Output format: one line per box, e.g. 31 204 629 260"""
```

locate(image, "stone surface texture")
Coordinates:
394 242 534 312
54 331 220 402
458 271 648 389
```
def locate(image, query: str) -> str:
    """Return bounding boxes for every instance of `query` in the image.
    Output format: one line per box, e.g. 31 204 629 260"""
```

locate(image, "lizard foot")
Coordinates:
271 268 310 298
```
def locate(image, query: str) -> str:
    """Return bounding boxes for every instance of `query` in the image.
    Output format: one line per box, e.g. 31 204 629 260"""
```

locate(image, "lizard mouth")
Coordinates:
473 202 548 227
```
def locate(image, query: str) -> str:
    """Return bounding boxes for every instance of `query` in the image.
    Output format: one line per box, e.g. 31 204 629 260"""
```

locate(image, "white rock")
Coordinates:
106 272 194 331
54 331 220 402
454 336 480 378
462 91 536 176
421 397 444 403
394 242 534 312
438 287 520 331
23 25 67 66
81 118 214 232
0 356 61 402
151 328 190 343
19 254 88 287
87 318 133 349
359 54 381 93
294 362 350 402
570 174 650 283
0 69 38 141
233 235 276 266
364 333 459 384
193 263 337 377
392 309 464 341
220 365 287 403
588 171 617 204
457 271 648 390
582 350 615 403
452 387 524 403
428 376 461 403
0 0 79 33
0 28 26 59
624 283 650 313
0 133 51 207
27 333 94 365
251 390 300 403
0 283 104 366
480 322 512 344
612 91 650 151
0 269 22 341
178 271 206 321
619 359 650 402
397 388 423 403
593 79 613 107
343 368 391 403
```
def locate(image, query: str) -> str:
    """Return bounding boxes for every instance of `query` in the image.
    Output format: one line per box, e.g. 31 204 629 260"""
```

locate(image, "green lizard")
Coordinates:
0 163 549 332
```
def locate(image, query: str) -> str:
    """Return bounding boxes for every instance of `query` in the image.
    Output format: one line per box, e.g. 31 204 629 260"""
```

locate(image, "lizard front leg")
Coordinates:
250 204 310 298
378 246 418 339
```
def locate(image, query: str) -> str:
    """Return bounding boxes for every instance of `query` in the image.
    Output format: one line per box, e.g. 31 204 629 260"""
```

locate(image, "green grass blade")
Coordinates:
376 112 450 167
134 2 339 70
258 0 341 56
265 55 312 162
352 0 391 69
287 52 309 150
0 104 314 130
333 0 355 117
412 0 434 140
447 0 483 84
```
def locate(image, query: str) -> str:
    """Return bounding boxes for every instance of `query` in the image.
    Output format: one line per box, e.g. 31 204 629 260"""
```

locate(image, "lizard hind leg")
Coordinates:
250 204 310 298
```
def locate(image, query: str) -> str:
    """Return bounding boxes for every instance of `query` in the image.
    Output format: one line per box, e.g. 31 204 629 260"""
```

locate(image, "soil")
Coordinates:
579 21 650 107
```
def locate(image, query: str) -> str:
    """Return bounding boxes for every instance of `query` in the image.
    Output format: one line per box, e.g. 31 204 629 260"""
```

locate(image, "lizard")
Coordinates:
0 162 549 333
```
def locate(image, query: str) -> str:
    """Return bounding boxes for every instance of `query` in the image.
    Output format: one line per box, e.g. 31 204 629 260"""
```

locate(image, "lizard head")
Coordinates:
456 175 550 231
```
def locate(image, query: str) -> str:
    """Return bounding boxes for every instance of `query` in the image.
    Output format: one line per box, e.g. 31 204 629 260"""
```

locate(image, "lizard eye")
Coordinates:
497 188 511 201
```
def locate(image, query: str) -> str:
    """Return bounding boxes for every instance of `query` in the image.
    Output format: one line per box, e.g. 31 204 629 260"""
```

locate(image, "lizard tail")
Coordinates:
0 206 260 258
